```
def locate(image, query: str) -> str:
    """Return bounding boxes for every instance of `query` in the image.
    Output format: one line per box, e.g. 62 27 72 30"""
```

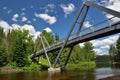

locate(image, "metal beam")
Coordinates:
53 2 86 68
85 1 120 18
39 36 52 67
76 6 89 36
64 46 74 67
30 21 120 58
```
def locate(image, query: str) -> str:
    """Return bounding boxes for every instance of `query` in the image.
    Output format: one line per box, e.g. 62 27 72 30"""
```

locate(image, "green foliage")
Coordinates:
82 42 95 61
68 42 95 65
95 55 111 62
39 57 49 67
109 45 117 62
0 45 6 66
55 33 59 41
28 64 40 70
42 30 54 44
109 36 120 64
116 36 120 62
0 28 6 66
12 30 30 67
7 62 17 69
95 55 111 67
67 61 96 71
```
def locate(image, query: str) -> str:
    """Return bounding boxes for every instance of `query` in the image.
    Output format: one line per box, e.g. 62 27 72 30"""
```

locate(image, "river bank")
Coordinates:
99 75 120 80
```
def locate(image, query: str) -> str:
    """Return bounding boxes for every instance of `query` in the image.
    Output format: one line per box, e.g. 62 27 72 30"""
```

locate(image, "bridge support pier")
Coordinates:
48 67 61 72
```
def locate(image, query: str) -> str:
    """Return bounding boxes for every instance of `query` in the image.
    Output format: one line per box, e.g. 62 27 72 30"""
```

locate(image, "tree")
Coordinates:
116 36 120 62
82 42 95 61
12 30 30 67
55 33 59 41
0 28 6 66
109 45 117 62
42 30 54 45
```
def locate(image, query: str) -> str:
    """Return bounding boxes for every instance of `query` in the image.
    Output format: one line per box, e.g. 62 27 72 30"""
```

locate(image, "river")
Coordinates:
0 67 120 80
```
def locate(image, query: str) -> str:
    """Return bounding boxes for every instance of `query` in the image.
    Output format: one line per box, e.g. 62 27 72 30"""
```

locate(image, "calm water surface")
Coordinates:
0 67 120 80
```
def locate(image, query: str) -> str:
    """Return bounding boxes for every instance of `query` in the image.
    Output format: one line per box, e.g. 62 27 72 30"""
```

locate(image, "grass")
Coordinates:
66 61 96 71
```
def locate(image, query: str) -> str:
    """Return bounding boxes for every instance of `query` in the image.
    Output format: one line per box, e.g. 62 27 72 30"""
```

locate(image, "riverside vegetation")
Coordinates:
0 27 120 72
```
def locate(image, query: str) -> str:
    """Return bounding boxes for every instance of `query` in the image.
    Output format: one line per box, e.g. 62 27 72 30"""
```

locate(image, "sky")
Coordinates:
0 0 120 55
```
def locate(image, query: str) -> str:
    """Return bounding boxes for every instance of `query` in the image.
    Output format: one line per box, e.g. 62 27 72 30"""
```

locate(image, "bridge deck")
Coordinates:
30 21 120 58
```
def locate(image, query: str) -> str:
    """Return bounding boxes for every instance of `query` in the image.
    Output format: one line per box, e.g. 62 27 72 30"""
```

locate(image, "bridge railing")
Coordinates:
39 17 120 51
69 16 120 40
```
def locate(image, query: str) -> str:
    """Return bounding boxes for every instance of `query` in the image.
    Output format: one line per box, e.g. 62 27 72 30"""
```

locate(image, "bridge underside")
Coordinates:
30 21 120 58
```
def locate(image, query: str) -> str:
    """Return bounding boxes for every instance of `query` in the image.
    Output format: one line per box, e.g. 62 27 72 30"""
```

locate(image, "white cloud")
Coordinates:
35 13 57 25
90 34 119 55
45 9 49 13
44 27 52 32
11 24 41 40
12 14 19 22
3 6 7 10
83 21 92 28
0 20 41 40
7 9 12 14
21 12 25 16
33 18 36 21
91 35 119 47
100 45 110 49
21 8 26 11
21 16 27 22
27 21 31 24
79 43 84 48
102 0 120 22
94 48 108 55
47 4 56 9
60 3 75 17
0 20 10 35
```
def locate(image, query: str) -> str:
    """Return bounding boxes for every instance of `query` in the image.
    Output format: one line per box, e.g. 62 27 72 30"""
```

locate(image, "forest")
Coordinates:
0 27 120 71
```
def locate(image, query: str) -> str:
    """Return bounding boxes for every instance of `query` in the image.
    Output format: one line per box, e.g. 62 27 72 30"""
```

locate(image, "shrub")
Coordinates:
7 62 17 69
22 64 41 71
67 61 96 71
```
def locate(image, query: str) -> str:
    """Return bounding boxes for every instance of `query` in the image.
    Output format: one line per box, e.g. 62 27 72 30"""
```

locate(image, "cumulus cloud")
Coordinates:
21 8 26 11
0 20 11 35
90 34 119 55
35 13 57 25
60 3 75 17
83 21 92 28
21 16 27 22
0 20 41 40
93 48 108 55
33 18 36 21
3 6 7 10
102 0 120 22
44 27 52 32
47 4 56 9
12 14 19 22
91 35 119 47
79 43 84 48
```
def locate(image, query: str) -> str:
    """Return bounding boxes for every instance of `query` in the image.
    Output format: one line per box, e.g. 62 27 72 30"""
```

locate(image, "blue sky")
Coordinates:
0 0 120 55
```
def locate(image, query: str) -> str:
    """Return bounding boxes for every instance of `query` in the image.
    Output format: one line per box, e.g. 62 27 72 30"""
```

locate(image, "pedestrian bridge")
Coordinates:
30 0 120 68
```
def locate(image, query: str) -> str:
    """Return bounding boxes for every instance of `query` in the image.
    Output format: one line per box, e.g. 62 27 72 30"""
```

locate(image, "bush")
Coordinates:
67 61 96 71
23 64 41 71
7 62 17 69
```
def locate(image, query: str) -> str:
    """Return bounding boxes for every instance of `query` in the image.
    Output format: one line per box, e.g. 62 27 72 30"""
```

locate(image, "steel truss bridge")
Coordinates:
30 0 120 68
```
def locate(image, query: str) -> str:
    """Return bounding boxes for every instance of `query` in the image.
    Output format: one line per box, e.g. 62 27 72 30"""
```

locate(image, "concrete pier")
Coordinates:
48 67 61 72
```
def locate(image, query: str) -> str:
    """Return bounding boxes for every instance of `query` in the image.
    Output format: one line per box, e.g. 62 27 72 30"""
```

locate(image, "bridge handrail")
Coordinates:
38 17 120 52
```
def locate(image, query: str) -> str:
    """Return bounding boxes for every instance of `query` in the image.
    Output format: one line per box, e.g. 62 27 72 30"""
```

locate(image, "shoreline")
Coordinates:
99 75 120 80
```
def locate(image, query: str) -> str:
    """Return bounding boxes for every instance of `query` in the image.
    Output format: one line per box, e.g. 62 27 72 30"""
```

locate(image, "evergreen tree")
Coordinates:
116 36 120 62
109 45 117 62
82 42 95 61
55 33 59 41
0 28 6 66
12 30 30 67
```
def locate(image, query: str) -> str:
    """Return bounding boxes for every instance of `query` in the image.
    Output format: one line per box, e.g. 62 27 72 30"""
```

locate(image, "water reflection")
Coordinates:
0 67 120 80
